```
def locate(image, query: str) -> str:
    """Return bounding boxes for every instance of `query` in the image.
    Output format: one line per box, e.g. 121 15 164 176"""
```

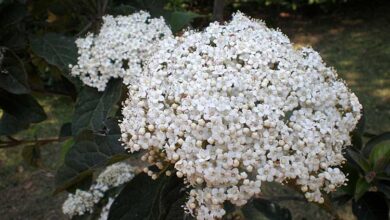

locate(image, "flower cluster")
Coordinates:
70 11 172 91
120 12 362 220
62 162 135 218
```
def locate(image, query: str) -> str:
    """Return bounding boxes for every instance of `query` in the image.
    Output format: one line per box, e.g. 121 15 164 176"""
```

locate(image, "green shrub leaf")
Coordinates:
108 173 188 220
0 57 30 94
346 149 371 173
29 33 77 72
0 90 46 124
0 112 29 135
55 119 128 193
354 177 370 201
71 79 122 136
362 132 390 156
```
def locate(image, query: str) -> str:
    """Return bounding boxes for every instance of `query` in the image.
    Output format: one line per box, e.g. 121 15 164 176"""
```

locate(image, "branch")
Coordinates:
0 137 63 148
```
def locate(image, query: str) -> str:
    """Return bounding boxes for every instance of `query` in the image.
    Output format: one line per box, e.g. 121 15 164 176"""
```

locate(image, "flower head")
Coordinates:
70 11 172 91
120 12 362 220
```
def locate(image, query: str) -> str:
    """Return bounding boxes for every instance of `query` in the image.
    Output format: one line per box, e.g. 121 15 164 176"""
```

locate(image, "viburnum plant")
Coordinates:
1 1 389 220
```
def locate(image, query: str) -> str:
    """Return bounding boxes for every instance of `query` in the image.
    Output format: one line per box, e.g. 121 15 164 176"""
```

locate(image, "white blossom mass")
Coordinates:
120 12 362 220
70 11 172 91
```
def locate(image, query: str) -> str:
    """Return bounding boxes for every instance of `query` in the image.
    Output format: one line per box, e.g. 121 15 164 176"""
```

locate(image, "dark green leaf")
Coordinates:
242 198 292 220
368 137 390 171
0 54 30 94
55 119 128 193
71 79 122 135
108 173 188 220
0 112 29 135
354 177 370 201
346 149 371 173
29 33 77 72
0 89 46 123
352 192 389 220
22 144 42 168
363 132 390 156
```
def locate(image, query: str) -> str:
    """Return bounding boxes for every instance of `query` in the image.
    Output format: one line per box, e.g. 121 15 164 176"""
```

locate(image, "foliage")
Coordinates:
335 115 390 220
0 0 388 220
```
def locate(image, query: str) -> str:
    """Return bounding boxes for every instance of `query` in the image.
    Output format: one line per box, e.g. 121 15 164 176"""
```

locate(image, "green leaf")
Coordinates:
242 198 292 220
0 89 46 124
22 144 42 168
164 11 201 33
0 112 29 135
354 177 369 201
108 173 188 220
352 192 389 220
363 132 390 156
71 79 122 136
0 53 30 94
346 149 371 173
29 33 77 72
367 134 390 171
55 119 128 193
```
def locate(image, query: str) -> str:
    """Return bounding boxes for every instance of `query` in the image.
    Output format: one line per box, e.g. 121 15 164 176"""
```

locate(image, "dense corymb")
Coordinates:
120 12 361 220
70 11 172 91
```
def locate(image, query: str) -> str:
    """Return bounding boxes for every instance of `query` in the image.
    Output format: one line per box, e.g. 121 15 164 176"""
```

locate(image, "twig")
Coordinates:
0 137 63 148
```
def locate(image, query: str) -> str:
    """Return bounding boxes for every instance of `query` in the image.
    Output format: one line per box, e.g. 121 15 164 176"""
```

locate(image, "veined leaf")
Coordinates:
0 54 30 94
71 79 122 136
346 149 371 173
55 119 128 193
29 33 77 72
363 132 390 156
108 173 188 220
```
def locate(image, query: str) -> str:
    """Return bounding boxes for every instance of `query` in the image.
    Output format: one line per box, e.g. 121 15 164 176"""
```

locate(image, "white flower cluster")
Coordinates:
70 11 172 91
120 12 362 220
62 162 135 218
